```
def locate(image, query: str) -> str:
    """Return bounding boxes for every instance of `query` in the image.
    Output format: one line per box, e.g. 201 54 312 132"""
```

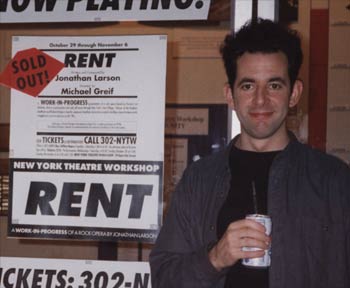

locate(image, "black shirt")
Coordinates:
217 145 280 288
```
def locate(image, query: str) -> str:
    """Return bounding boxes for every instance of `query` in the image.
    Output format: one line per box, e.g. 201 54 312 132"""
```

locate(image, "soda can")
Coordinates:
242 214 272 268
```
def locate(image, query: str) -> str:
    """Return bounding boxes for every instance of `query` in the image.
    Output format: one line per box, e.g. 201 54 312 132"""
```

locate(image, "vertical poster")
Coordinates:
327 0 350 165
164 104 228 213
8 35 167 242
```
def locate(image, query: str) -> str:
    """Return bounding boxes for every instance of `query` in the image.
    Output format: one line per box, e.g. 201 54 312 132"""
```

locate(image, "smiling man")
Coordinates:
225 51 302 151
150 19 350 288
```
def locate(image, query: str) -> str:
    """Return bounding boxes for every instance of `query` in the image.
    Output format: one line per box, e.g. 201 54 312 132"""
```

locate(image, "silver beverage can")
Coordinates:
242 214 272 268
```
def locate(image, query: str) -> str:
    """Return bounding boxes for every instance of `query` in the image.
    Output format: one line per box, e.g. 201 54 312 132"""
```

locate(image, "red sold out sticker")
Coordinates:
0 48 64 97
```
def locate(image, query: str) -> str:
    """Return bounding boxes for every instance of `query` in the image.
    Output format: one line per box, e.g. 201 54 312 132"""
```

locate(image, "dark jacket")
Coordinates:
150 136 350 288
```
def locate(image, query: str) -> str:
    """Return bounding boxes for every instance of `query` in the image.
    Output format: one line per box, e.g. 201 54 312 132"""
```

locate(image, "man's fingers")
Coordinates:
239 228 270 242
228 219 268 233
239 237 269 250
227 219 271 244
241 249 266 259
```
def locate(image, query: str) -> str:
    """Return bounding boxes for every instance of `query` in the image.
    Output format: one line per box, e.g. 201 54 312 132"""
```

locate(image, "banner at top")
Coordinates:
0 0 211 23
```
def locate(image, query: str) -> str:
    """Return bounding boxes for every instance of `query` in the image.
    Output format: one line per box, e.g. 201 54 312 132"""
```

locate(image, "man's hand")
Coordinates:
208 219 271 271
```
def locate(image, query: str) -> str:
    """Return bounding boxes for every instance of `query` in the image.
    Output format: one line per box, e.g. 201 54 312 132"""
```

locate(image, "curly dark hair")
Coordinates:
221 18 303 89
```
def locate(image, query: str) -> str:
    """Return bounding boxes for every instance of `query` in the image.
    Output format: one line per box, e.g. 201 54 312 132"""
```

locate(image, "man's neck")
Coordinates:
235 133 290 152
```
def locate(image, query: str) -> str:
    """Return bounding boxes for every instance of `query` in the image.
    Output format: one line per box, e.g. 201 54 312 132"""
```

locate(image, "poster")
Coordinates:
0 257 150 288
8 35 167 242
326 0 350 165
0 0 211 23
164 104 227 212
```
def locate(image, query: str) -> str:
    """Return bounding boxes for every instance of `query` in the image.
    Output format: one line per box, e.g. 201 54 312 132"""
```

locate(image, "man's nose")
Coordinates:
253 87 268 106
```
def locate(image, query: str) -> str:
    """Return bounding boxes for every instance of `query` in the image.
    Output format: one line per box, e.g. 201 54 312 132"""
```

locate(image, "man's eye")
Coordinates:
241 83 253 90
269 83 282 90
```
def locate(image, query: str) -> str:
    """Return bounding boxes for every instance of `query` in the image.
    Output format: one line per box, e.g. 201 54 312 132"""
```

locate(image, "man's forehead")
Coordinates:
235 52 289 73
234 52 290 85
236 51 288 62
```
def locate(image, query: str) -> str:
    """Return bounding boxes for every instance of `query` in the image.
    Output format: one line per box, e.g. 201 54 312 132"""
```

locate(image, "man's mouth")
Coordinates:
249 111 274 119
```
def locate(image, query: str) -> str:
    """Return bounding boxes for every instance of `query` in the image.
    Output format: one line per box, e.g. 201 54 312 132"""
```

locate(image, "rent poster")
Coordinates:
8 35 167 242
0 257 150 288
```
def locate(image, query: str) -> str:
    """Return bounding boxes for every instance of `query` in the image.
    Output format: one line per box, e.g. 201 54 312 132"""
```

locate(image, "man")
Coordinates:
150 19 350 288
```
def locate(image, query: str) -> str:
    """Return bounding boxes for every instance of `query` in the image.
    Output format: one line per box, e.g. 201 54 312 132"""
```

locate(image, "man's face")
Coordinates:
227 52 301 146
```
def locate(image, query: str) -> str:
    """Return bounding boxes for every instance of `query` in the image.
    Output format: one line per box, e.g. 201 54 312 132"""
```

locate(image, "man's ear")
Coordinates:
224 84 235 110
289 79 303 108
